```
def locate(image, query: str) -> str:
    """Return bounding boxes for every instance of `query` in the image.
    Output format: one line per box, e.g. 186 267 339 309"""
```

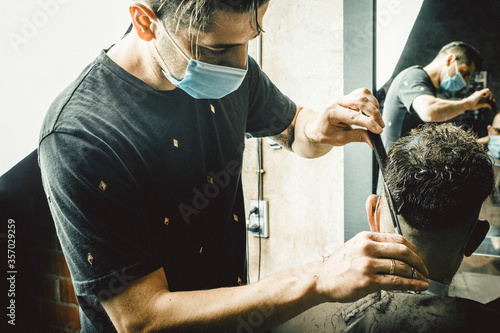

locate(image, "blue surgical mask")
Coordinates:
488 135 500 160
152 20 248 99
440 60 466 93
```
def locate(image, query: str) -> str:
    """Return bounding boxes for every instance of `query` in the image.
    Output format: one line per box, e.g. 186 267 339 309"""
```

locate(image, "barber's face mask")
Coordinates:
440 60 467 93
152 20 248 99
488 135 500 159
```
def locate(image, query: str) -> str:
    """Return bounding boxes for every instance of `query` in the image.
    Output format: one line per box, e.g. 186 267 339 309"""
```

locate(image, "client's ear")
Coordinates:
366 195 380 232
464 219 490 257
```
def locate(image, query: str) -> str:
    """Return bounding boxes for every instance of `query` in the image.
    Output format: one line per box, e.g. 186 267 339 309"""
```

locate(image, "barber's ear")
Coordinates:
445 53 456 67
464 219 490 257
366 195 380 232
129 4 157 42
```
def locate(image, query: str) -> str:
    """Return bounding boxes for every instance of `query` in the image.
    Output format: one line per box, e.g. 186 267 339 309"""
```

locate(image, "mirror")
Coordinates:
376 0 500 260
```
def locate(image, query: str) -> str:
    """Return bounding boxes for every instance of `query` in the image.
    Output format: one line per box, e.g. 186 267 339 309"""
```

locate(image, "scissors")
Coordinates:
367 130 418 279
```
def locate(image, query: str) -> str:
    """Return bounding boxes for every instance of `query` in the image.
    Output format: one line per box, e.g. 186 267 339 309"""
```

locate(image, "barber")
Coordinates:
381 41 495 150
38 1 429 332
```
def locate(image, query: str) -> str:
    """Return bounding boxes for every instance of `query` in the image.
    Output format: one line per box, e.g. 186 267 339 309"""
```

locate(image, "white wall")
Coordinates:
0 0 130 175
377 0 423 88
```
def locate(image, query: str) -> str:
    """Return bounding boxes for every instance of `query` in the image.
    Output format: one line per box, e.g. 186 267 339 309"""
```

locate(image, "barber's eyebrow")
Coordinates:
202 32 261 49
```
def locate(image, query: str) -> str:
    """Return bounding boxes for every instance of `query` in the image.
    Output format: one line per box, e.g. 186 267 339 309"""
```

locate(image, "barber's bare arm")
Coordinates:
412 88 495 122
101 232 429 332
272 88 384 158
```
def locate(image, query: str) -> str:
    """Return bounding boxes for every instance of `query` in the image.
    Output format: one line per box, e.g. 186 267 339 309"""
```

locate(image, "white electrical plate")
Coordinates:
248 200 269 238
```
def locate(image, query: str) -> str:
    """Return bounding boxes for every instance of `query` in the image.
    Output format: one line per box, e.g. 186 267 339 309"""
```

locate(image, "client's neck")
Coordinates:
403 229 463 285
418 251 461 285
381 212 466 284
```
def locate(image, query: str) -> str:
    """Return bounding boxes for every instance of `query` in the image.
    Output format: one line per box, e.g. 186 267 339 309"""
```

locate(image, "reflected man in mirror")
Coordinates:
382 42 495 150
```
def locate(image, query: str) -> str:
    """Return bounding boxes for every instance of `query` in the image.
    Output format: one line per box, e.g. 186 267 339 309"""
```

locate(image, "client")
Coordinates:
333 123 500 332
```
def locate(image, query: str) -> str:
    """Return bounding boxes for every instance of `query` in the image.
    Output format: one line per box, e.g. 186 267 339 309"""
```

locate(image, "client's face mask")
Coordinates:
440 60 467 93
152 20 248 99
488 135 500 159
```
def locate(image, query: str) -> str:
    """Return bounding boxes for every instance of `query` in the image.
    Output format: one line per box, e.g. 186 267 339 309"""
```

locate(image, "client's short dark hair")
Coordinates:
385 123 494 230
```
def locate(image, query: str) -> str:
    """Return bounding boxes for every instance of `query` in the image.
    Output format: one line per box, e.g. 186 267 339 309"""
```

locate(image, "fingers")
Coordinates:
360 232 429 278
478 89 495 104
479 89 496 110
340 89 380 115
470 88 495 108
375 258 428 281
318 231 431 302
480 88 494 101
358 257 430 291
328 127 373 148
477 103 494 110
373 274 430 293
363 232 418 256
325 104 381 140
317 88 384 147
328 88 384 134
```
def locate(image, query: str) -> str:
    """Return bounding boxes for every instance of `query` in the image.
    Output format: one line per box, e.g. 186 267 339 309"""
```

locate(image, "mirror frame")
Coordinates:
343 0 377 241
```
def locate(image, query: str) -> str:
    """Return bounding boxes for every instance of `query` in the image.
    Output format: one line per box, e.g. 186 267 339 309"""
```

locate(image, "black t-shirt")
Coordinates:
381 65 436 149
38 50 296 332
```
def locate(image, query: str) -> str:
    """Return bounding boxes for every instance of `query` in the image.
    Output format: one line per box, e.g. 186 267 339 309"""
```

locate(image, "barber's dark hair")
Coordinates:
139 0 269 33
384 123 494 230
435 41 483 71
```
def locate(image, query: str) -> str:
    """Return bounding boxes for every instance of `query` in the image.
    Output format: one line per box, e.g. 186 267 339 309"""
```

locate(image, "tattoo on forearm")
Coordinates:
272 124 295 152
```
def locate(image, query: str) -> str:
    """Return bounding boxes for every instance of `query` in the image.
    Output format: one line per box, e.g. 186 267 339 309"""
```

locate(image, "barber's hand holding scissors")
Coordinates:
303 88 385 149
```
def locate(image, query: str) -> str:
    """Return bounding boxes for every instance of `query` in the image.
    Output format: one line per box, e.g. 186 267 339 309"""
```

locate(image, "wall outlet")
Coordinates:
247 200 269 238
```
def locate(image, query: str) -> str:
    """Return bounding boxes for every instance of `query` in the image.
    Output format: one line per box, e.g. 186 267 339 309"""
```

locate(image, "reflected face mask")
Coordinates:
440 60 466 93
152 20 248 99
488 135 500 159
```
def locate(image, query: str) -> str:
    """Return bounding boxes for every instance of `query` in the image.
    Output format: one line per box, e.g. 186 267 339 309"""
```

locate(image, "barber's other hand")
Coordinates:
304 88 384 148
313 231 429 303
466 88 496 110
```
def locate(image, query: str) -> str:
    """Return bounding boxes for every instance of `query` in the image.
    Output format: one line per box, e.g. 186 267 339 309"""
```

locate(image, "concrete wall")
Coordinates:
242 1 345 331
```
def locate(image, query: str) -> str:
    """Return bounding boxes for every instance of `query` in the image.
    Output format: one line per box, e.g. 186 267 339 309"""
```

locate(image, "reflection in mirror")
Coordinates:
375 0 500 265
